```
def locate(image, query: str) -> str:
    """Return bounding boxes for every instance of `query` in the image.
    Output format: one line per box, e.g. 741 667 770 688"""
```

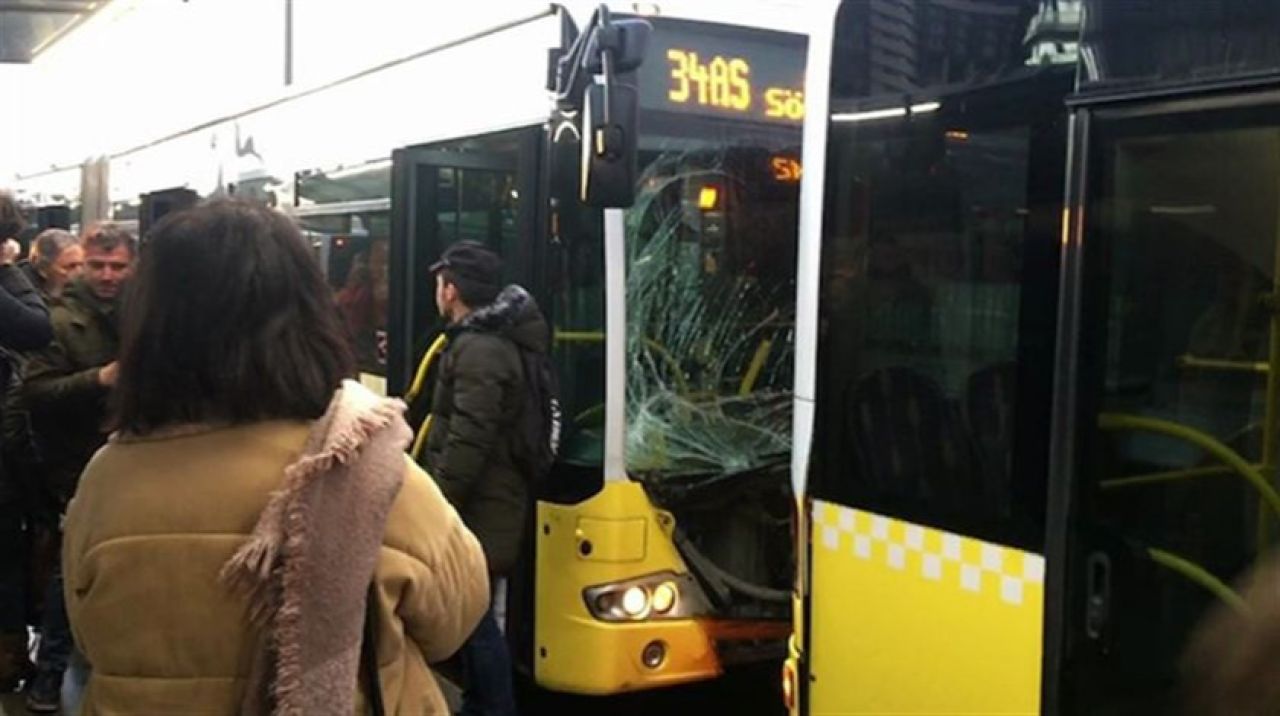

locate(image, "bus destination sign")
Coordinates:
635 18 807 124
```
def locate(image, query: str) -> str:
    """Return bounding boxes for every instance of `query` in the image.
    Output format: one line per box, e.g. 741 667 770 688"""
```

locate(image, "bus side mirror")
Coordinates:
582 18 650 74
551 8 650 208
580 79 639 208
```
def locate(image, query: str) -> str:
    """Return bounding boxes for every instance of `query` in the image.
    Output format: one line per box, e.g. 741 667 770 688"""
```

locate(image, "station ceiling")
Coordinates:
0 0 103 63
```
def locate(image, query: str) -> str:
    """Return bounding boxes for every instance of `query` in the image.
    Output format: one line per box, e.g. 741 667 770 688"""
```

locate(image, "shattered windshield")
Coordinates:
625 127 800 479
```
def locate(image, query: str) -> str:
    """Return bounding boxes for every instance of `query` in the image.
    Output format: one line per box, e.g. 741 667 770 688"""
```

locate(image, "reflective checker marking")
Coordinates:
814 503 1045 606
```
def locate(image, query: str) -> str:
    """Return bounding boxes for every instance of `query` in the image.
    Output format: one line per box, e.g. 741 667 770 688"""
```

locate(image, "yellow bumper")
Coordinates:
534 481 722 694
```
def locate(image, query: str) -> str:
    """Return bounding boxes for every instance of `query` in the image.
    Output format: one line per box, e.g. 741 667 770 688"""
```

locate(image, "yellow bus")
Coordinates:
788 0 1280 713
385 6 808 696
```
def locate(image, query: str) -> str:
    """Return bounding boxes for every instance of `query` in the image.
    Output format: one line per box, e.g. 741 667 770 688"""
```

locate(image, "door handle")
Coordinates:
1085 551 1111 641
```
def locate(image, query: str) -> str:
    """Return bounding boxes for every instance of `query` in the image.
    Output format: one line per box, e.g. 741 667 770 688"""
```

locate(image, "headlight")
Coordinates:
651 581 677 614
621 586 650 617
583 571 708 622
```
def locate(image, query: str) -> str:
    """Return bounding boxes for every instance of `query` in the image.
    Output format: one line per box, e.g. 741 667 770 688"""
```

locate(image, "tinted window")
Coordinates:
1065 103 1280 713
298 211 391 375
814 0 1068 549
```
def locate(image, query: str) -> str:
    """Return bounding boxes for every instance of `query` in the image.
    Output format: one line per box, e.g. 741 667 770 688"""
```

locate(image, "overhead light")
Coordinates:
1150 205 1217 215
833 101 941 123
832 107 907 123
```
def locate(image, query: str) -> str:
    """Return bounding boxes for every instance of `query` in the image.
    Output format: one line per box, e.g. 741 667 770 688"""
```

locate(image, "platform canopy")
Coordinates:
0 0 103 63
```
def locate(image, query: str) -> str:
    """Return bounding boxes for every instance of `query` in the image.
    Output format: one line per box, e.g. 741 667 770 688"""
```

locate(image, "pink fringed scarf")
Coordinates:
220 380 410 716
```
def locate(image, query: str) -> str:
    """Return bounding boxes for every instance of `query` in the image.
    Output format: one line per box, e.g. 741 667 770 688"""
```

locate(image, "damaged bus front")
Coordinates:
533 12 806 693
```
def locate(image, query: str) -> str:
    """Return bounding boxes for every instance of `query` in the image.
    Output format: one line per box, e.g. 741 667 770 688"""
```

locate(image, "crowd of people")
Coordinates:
0 191 545 715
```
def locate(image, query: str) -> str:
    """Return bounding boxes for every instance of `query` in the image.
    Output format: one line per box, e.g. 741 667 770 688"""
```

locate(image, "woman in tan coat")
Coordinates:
61 198 488 715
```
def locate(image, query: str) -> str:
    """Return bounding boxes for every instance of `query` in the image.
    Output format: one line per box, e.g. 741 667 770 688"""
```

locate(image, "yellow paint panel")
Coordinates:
535 481 720 694
808 500 1043 715
577 517 647 562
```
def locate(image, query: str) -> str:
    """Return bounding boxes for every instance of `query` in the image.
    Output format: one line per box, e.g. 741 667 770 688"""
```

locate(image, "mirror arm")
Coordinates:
554 7 602 109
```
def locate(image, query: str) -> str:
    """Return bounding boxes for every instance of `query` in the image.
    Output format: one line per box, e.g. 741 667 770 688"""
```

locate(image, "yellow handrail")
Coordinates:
1101 465 1253 490
1148 547 1249 615
1098 413 1280 520
1177 354 1270 375
554 330 605 343
405 334 448 406
405 334 449 462
410 414 434 462
739 339 773 396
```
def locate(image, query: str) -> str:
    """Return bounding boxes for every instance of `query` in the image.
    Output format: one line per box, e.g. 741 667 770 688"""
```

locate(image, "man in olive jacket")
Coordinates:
21 223 134 712
424 241 547 716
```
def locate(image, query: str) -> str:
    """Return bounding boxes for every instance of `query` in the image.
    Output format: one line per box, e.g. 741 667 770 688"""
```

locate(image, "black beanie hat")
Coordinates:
429 241 503 306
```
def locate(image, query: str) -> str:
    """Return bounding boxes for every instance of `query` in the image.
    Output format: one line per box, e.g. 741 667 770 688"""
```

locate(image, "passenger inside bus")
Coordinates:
335 237 390 370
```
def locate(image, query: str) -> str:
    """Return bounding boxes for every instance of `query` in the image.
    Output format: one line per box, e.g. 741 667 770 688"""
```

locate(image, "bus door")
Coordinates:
1048 91 1280 713
387 127 543 397
387 124 546 673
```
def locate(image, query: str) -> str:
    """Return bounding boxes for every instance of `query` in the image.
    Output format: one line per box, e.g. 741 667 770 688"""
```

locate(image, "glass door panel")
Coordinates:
1066 99 1280 714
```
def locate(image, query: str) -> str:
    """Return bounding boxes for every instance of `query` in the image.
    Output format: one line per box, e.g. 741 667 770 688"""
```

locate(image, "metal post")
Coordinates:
284 0 294 86
603 207 628 482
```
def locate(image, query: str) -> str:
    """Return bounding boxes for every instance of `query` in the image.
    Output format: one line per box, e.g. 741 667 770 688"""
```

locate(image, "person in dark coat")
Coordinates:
22 222 134 712
0 192 51 692
422 241 549 716
4 228 85 658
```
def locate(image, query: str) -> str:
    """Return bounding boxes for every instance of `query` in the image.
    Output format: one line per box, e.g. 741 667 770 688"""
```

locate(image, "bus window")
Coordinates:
625 127 799 480
812 8 1072 551
300 212 391 375
547 193 606 471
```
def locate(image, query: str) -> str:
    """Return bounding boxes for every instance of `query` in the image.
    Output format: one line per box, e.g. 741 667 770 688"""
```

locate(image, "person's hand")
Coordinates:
98 361 119 387
0 239 20 266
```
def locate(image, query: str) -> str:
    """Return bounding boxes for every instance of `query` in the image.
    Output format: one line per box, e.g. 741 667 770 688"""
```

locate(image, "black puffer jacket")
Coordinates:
423 285 549 576
0 263 51 362
0 263 50 506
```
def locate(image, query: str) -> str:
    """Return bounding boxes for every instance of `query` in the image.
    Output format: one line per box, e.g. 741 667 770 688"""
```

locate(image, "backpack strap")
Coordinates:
361 581 386 716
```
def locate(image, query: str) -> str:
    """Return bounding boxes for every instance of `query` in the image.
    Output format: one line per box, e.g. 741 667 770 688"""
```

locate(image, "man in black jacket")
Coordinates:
423 241 548 716
0 193 51 692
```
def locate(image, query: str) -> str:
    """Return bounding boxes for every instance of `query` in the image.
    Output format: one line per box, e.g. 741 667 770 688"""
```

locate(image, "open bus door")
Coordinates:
387 128 542 397
387 124 544 671
1047 90 1280 715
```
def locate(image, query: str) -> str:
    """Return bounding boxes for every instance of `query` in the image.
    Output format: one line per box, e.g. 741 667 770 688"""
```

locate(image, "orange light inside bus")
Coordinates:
698 185 721 210
771 156 802 183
